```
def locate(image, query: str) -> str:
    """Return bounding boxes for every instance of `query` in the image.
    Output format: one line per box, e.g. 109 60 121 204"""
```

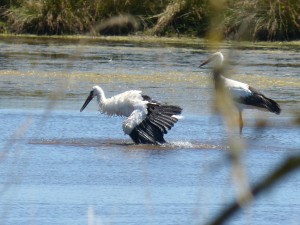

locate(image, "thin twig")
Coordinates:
205 156 300 225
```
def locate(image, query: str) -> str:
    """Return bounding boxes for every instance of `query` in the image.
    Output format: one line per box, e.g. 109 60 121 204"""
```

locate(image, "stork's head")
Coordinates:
80 86 100 112
199 51 224 68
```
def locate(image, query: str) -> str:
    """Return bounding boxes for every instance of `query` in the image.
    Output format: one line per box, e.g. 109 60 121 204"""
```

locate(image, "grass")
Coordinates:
1 0 300 40
224 0 300 40
3 0 100 34
2 0 168 35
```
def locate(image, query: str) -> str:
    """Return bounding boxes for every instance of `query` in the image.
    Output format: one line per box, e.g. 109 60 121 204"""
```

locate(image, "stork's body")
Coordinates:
200 52 281 134
80 86 182 144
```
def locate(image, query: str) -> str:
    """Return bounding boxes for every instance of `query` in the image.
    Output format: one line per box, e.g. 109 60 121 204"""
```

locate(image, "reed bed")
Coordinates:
1 0 300 40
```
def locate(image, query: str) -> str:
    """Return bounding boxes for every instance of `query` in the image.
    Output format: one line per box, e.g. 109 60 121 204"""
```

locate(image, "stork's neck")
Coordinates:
212 69 226 90
94 86 107 107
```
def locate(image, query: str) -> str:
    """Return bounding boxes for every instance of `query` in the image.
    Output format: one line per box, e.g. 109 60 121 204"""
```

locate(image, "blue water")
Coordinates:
0 37 299 225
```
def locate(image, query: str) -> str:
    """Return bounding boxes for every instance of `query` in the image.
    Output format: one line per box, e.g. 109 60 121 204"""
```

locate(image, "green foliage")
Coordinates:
224 0 300 40
96 0 167 18
4 0 100 34
2 0 300 40
3 0 170 34
0 0 16 8
168 0 210 36
93 0 169 32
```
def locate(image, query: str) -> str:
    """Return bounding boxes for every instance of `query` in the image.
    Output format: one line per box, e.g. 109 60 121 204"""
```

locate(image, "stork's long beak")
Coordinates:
80 92 93 112
199 56 213 67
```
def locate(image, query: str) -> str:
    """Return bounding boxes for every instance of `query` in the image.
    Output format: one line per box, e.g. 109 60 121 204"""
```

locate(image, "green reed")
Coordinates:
224 0 300 40
2 0 300 40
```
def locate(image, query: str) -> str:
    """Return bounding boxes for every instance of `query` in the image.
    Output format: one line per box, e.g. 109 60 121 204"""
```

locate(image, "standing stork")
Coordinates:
80 86 182 144
199 51 281 134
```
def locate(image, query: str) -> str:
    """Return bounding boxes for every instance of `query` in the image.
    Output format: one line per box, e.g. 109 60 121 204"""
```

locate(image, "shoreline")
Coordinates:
1 33 300 50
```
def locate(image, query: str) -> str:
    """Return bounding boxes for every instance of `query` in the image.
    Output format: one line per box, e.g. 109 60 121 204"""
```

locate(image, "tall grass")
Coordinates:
2 0 300 40
92 0 167 35
3 0 168 35
4 0 100 34
159 0 210 36
224 0 300 40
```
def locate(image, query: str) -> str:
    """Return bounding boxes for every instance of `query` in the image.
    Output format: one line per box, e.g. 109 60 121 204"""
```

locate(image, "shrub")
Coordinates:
2 0 300 40
4 0 99 34
3 0 169 35
164 0 210 36
224 0 300 40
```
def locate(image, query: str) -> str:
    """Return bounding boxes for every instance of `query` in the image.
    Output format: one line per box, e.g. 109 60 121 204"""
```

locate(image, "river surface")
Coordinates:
0 37 299 225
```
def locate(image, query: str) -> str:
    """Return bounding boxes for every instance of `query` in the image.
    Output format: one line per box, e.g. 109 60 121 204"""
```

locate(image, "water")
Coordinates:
0 37 299 225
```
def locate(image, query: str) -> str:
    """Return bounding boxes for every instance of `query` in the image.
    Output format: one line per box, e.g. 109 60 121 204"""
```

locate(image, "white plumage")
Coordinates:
200 52 281 133
94 87 145 117
223 77 253 110
80 85 182 144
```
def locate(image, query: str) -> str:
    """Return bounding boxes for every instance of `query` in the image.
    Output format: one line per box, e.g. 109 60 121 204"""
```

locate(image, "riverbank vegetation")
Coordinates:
1 0 300 40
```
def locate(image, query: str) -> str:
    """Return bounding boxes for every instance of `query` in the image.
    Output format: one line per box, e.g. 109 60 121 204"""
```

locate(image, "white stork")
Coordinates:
80 86 182 144
199 51 281 134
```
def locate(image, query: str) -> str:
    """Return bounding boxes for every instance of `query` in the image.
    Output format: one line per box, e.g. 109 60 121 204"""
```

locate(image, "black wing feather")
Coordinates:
240 86 281 114
129 101 182 145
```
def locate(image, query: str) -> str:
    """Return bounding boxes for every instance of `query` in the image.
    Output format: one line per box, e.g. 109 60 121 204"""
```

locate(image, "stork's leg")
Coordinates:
239 111 243 134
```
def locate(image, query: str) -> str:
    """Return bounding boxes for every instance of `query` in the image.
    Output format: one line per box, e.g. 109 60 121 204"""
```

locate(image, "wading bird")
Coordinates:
80 86 182 144
199 51 281 134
